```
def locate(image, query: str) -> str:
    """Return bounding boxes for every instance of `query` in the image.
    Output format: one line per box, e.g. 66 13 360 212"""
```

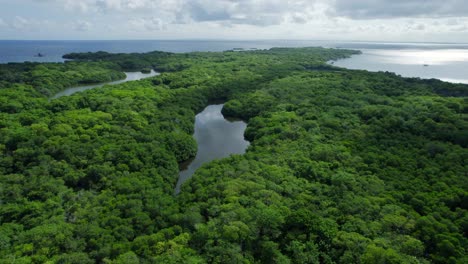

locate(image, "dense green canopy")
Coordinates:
0 47 466 263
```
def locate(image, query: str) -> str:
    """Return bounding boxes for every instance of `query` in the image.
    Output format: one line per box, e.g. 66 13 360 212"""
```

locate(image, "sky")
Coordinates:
0 0 468 42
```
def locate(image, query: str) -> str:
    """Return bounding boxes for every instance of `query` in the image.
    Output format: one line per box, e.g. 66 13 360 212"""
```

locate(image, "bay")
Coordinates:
333 47 468 84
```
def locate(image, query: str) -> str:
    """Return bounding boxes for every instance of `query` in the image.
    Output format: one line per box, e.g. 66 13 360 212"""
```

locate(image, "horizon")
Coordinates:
1 39 468 45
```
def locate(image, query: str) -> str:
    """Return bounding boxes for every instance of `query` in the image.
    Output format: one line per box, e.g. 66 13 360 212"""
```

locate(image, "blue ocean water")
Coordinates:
0 40 329 63
1 40 468 83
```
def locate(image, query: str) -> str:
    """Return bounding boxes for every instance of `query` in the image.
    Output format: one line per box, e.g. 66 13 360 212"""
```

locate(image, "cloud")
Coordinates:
62 0 179 13
182 0 317 26
2 16 53 33
453 25 468 31
73 21 92 31
406 22 426 31
129 17 166 31
444 19 468 32
12 16 31 30
332 0 468 19
289 13 309 24
55 0 320 26
25 0 468 28
9 0 468 41
184 1 232 22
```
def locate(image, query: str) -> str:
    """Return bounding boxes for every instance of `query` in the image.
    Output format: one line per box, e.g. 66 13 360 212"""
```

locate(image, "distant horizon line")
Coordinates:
0 39 467 45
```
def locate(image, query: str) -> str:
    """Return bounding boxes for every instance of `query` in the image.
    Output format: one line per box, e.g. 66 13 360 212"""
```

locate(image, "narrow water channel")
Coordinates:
175 104 250 194
51 70 159 99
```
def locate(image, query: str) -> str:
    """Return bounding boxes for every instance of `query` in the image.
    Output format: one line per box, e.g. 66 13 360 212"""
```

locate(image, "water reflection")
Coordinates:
365 49 468 65
51 70 159 99
175 104 250 194
334 48 468 84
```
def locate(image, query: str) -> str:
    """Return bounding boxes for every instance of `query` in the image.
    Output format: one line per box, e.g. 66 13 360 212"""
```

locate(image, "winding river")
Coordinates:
50 73 249 194
175 104 250 193
51 70 159 99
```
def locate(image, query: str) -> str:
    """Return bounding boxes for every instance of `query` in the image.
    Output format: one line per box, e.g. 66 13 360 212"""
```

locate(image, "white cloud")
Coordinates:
129 17 166 31
180 0 320 26
63 0 94 12
332 0 468 19
453 25 468 32
58 0 320 26
5 0 468 41
73 21 92 31
12 16 31 30
11 16 51 32
63 0 182 13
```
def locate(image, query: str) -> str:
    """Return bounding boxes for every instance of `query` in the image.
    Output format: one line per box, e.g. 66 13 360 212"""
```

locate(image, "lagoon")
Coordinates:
175 104 250 194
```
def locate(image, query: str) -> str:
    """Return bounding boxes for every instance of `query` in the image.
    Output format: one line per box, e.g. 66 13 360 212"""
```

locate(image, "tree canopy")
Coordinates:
0 47 466 263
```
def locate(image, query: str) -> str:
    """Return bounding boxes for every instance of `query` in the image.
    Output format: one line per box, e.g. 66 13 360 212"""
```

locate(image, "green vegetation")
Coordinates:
0 47 466 263
0 61 126 96
63 51 172 72
141 68 152 74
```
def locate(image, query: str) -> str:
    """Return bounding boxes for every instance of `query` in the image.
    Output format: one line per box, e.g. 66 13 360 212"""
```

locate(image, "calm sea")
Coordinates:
1 40 468 84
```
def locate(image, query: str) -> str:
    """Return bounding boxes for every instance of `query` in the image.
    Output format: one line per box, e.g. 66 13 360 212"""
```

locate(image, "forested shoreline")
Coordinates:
0 47 466 263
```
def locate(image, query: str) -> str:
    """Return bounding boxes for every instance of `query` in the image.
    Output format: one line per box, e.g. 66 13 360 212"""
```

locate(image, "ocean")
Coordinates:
1 40 468 84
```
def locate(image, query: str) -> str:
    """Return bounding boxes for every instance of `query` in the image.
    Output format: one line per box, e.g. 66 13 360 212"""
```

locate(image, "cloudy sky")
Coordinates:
0 0 467 42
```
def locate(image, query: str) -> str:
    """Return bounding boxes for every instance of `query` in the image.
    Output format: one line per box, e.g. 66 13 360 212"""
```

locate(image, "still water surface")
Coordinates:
51 70 159 99
175 104 250 193
333 48 468 84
